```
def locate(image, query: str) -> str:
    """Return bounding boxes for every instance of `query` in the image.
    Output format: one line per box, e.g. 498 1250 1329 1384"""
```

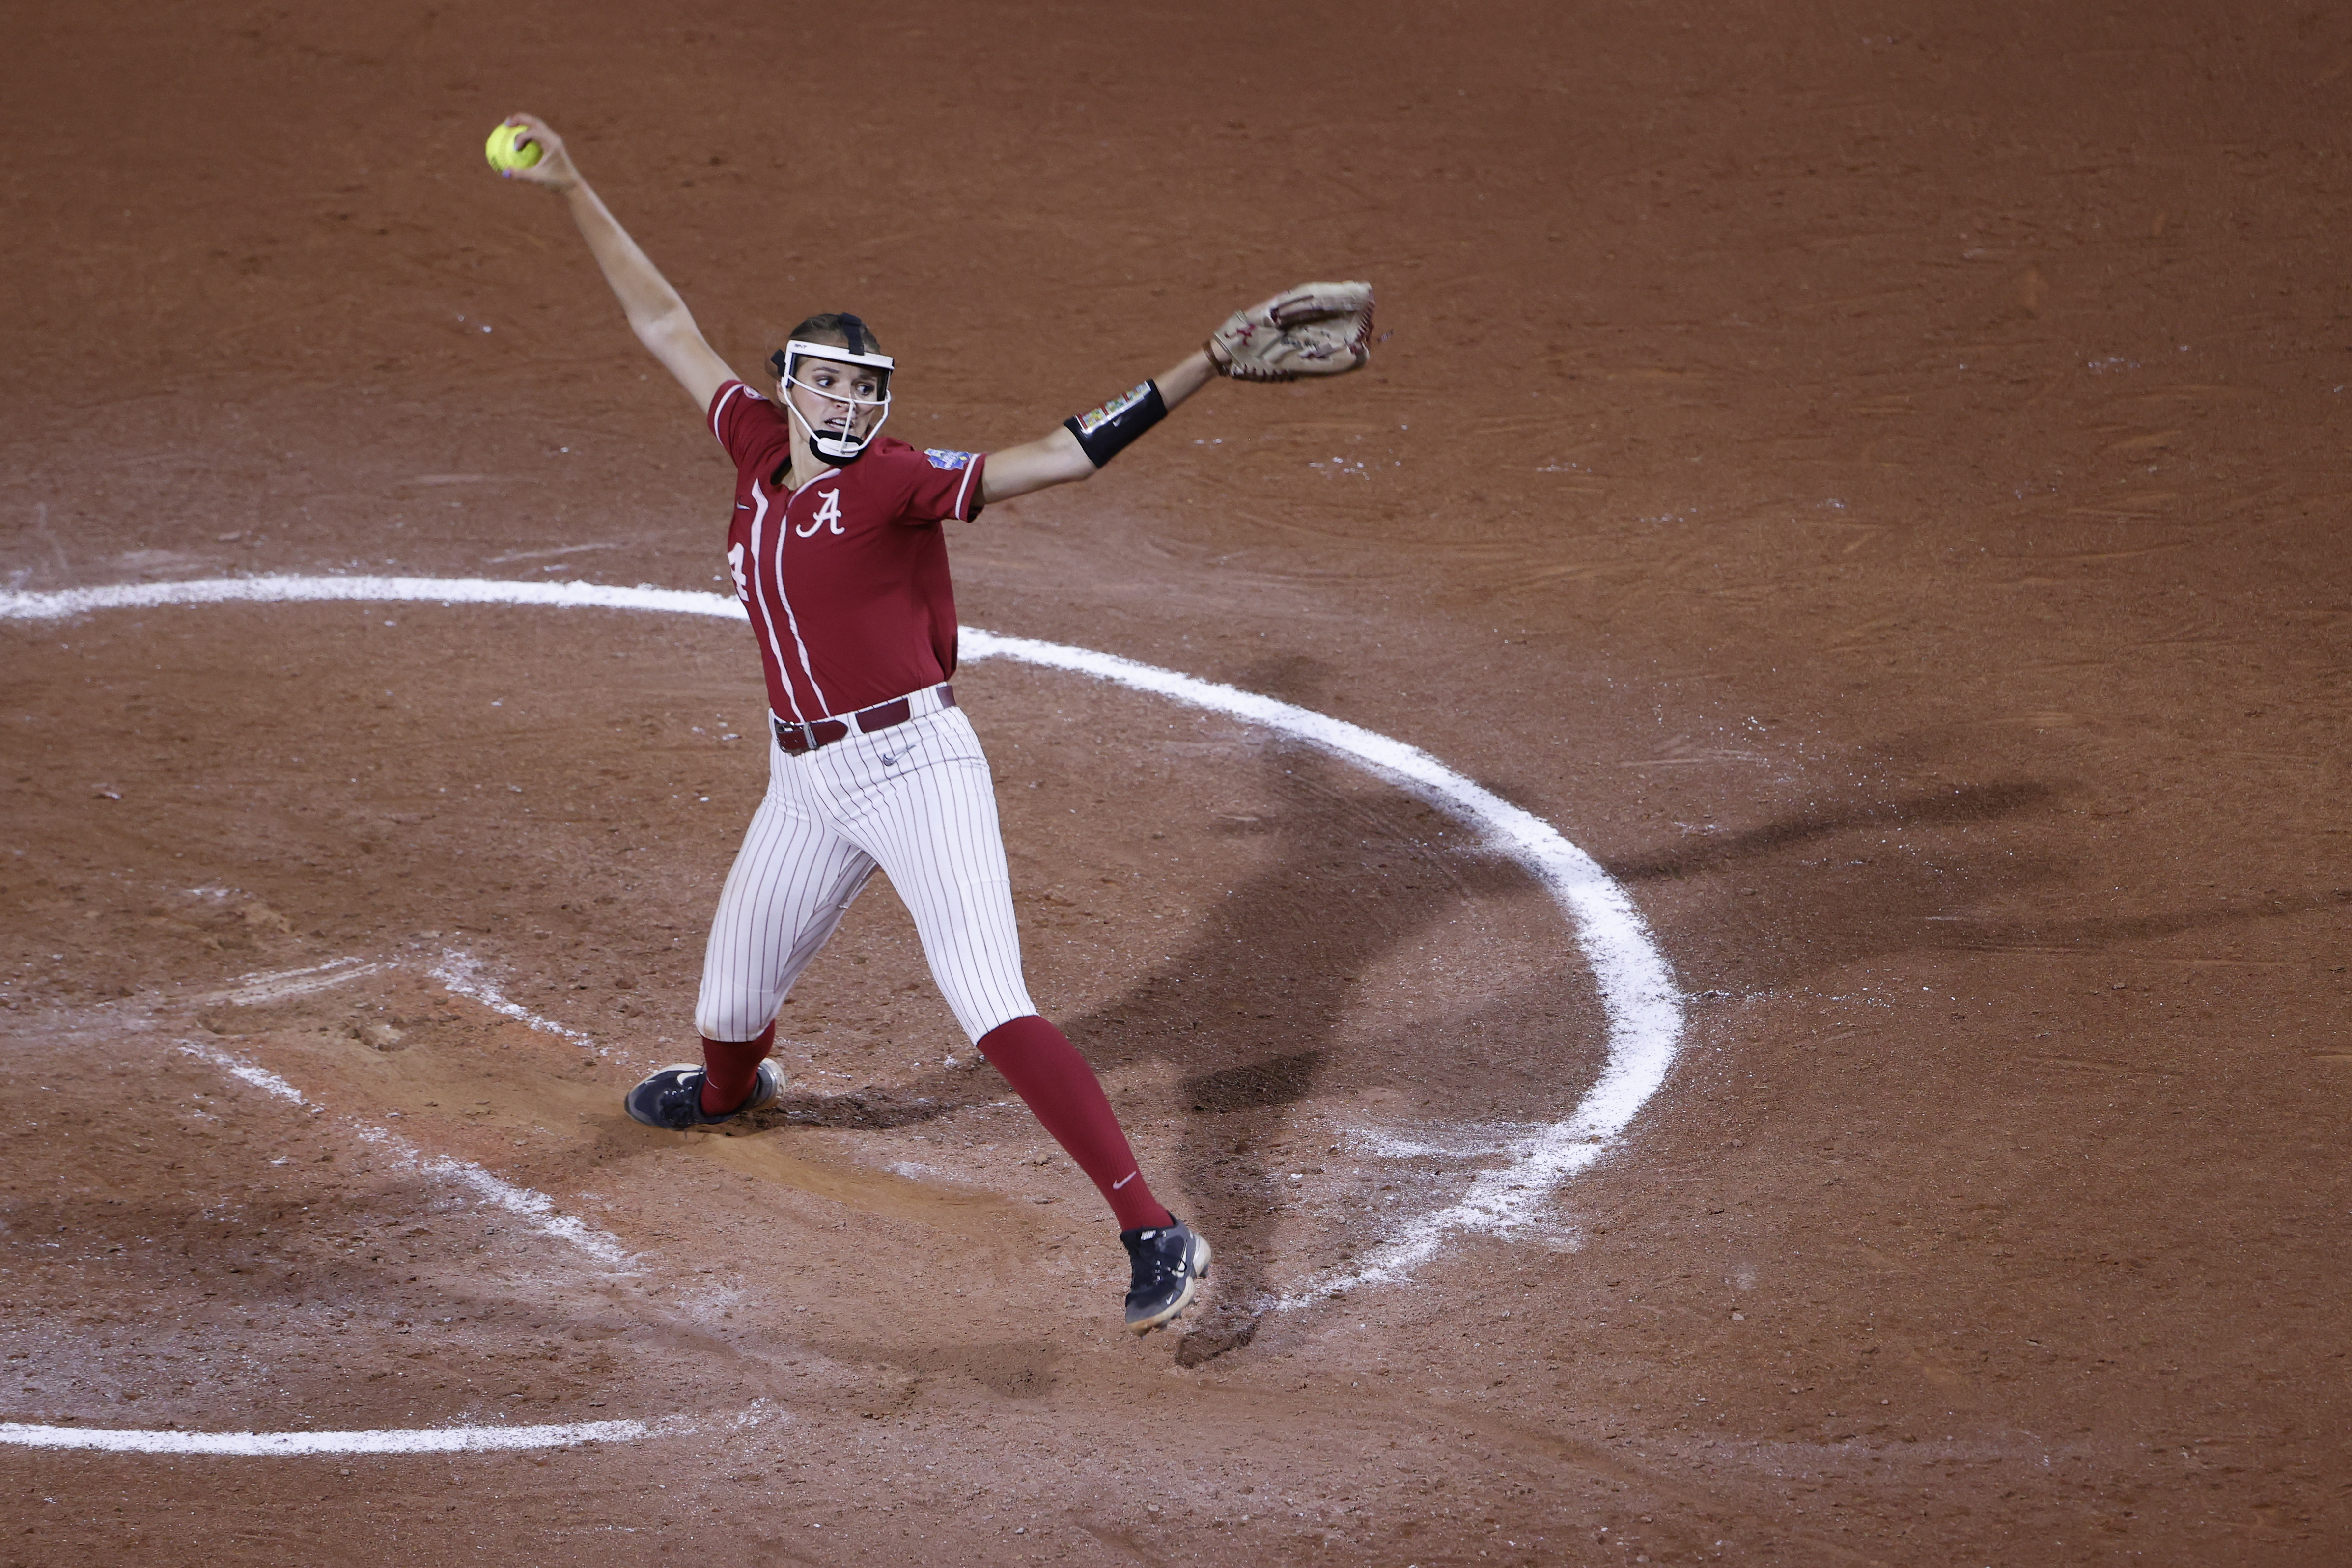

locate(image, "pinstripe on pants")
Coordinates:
695 688 1038 1044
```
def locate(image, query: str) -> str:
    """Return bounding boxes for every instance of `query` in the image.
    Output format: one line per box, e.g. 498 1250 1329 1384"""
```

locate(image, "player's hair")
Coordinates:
785 312 885 355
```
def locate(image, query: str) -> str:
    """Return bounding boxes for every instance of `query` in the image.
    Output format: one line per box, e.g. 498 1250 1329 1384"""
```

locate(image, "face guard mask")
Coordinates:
770 325 894 466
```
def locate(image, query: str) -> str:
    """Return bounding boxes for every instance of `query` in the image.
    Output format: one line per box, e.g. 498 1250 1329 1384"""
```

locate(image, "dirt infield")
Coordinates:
3 2 2348 1564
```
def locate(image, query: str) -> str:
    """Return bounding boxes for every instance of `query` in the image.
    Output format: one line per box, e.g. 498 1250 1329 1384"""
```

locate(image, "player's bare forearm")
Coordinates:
979 350 1216 504
1153 349 1216 411
496 114 735 412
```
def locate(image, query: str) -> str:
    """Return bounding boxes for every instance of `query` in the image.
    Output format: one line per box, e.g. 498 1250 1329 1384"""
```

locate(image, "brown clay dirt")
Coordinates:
3 2 2349 1565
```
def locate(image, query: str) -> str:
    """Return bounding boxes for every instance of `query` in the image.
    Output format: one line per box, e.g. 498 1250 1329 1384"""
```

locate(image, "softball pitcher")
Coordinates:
495 112 1372 1333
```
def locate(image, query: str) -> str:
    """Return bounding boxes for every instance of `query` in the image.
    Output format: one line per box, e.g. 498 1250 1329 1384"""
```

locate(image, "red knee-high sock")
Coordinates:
978 1016 1174 1231
700 1023 776 1116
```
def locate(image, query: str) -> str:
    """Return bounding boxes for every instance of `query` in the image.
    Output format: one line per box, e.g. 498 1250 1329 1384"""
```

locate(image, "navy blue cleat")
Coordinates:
1121 1218 1212 1334
624 1060 783 1131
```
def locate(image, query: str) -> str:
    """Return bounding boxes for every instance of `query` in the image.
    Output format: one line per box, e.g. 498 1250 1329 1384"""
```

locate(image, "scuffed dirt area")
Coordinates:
4 2 2350 1566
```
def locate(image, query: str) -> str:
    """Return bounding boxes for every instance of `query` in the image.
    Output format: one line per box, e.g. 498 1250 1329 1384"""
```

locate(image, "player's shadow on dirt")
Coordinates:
755 735 2341 1360
1598 779 2058 884
1590 768 2344 1001
1587 776 2077 997
1104 757 2324 1364
1947 887 2352 947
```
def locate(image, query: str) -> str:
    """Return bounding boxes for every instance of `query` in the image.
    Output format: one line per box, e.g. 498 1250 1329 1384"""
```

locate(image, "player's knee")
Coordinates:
945 987 1037 1045
695 990 777 1044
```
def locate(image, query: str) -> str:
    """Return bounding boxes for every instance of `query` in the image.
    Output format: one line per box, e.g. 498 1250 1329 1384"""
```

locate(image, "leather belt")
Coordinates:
773 684 954 755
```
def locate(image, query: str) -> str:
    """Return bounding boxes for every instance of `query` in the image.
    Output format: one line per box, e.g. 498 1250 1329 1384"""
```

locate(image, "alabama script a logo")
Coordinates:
796 489 845 538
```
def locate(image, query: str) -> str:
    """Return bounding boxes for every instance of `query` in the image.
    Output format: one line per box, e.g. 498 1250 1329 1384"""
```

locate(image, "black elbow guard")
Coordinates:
1064 380 1167 468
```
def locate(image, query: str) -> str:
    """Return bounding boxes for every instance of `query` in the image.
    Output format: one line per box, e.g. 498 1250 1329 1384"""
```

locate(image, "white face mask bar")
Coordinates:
772 339 895 465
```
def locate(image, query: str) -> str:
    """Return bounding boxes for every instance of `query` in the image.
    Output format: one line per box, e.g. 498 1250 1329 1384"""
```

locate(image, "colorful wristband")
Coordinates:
1064 380 1168 468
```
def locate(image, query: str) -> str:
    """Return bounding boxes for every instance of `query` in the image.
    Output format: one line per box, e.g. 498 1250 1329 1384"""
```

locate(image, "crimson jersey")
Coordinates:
708 380 987 720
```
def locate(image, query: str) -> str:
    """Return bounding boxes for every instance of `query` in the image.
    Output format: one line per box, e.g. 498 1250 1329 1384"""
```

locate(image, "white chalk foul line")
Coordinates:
7 575 1683 1306
0 1417 660 1456
197 949 593 1049
186 955 616 1258
0 1405 777 1456
428 946 597 1048
177 1040 321 1110
174 1041 634 1268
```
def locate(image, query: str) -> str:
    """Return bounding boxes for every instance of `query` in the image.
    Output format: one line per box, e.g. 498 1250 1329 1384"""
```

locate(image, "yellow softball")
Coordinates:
484 123 542 173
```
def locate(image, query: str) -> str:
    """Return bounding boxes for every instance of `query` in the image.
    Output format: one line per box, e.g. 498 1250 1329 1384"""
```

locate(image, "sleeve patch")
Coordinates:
1075 383 1152 436
924 448 975 471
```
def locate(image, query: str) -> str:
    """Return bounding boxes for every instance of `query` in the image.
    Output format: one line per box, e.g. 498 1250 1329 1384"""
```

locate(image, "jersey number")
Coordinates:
726 542 750 601
797 489 845 538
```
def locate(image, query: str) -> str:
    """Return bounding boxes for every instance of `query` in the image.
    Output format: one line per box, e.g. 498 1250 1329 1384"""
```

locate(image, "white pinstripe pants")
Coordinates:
695 690 1038 1045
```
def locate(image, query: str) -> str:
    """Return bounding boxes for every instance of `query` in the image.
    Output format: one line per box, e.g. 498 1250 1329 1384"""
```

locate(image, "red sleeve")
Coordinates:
707 380 791 475
878 440 988 524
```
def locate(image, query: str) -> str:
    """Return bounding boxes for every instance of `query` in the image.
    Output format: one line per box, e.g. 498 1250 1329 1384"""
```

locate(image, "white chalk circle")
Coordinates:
2 573 1681 1423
